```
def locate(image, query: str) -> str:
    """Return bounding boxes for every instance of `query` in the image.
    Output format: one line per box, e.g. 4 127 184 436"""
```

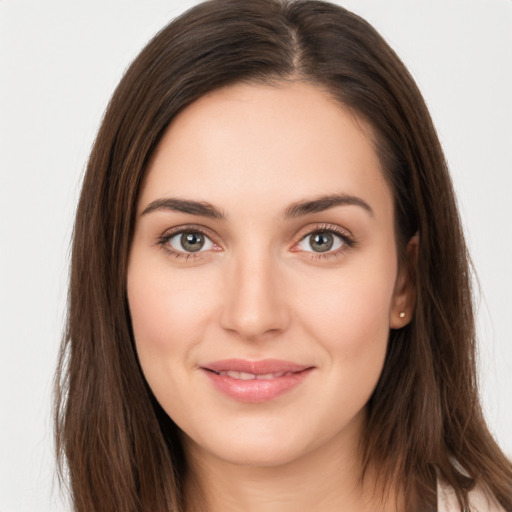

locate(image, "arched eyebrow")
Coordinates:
140 193 374 220
284 194 374 218
141 198 226 219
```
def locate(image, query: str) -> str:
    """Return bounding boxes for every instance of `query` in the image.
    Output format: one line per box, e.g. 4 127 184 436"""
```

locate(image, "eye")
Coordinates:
297 230 347 253
165 230 215 253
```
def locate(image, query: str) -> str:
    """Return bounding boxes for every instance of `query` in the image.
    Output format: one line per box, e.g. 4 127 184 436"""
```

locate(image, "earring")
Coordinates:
399 312 406 318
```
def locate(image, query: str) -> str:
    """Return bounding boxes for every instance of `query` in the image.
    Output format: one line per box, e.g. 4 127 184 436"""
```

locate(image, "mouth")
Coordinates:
200 359 314 403
208 370 298 380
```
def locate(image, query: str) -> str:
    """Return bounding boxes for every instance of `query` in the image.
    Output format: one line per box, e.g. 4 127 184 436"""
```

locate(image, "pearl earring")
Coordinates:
399 312 406 318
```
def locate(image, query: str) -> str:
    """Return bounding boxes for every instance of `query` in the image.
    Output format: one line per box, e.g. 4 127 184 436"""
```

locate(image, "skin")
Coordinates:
127 81 415 512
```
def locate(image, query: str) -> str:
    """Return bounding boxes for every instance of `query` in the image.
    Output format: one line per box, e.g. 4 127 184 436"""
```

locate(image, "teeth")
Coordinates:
218 371 288 380
224 371 243 379
257 372 285 380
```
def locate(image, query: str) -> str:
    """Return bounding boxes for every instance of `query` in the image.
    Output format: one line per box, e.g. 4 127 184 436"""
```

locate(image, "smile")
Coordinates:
214 370 293 380
201 359 314 403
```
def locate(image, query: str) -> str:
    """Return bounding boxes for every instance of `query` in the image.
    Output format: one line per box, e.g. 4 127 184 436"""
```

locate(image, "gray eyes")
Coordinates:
168 232 214 253
297 231 344 253
165 230 345 255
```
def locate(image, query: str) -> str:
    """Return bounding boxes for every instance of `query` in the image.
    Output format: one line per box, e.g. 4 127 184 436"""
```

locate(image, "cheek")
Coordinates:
293 255 396 370
126 255 220 370
126 256 225 430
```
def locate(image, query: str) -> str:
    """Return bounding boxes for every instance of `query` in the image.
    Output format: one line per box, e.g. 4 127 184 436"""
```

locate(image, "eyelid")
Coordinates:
291 223 356 258
156 224 221 261
156 222 355 262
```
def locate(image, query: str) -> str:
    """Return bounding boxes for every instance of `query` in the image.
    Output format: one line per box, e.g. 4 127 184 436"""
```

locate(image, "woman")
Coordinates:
54 0 512 510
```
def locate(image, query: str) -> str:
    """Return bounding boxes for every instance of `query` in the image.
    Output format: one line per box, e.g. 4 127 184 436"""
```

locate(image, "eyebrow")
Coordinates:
140 193 374 220
284 194 374 218
141 198 226 219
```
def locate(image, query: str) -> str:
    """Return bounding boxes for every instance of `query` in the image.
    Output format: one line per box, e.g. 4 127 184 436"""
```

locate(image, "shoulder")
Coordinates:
437 480 507 512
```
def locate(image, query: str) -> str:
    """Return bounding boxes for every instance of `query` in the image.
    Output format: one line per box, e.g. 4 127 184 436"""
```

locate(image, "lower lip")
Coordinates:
202 368 313 403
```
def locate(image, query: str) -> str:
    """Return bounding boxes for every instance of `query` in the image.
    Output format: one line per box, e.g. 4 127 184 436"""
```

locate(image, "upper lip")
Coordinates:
201 359 312 375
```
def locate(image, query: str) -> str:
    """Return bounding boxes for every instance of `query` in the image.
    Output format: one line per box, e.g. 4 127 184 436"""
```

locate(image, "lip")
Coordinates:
200 359 314 403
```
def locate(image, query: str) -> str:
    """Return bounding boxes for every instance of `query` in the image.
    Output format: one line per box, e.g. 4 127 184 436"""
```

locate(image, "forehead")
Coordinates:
139 81 392 221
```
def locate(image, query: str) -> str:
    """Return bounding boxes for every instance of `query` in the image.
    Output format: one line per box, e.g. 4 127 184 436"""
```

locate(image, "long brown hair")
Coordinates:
55 0 512 510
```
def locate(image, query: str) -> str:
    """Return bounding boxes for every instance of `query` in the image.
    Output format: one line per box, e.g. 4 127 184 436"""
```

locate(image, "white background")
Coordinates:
1 1 511 510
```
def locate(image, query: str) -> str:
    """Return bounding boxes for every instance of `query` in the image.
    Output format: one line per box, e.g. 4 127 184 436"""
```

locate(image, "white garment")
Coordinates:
437 481 507 512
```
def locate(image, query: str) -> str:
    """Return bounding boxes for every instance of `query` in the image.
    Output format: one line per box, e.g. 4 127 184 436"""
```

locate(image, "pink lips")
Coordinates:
201 359 313 403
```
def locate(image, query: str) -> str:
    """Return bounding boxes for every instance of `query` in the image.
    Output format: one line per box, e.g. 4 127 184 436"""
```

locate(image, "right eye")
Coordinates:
164 230 215 253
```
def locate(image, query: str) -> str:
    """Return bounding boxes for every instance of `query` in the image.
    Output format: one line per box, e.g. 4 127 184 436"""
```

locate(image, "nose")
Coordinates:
219 250 290 341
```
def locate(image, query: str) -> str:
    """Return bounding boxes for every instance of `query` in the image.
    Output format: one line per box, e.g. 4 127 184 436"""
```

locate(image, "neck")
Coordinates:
183 418 403 512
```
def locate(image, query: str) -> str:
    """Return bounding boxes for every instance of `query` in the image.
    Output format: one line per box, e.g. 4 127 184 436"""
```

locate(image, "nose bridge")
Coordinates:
220 243 288 340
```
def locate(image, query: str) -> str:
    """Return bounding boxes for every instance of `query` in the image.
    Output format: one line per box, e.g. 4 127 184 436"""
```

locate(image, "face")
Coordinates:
127 82 412 468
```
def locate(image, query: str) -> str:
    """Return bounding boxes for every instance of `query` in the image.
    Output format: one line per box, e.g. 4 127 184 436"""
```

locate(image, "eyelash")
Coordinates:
156 223 356 262
295 223 356 261
156 225 216 262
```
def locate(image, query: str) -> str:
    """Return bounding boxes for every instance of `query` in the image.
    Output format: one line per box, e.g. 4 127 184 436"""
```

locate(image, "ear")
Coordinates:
390 234 419 329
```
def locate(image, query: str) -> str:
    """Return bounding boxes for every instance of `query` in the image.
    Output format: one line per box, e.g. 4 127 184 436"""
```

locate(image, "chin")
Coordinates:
182 416 341 470
206 438 310 468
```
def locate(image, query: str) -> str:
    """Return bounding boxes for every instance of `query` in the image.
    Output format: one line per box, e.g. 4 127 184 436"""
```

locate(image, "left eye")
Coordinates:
166 231 215 253
297 231 345 253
